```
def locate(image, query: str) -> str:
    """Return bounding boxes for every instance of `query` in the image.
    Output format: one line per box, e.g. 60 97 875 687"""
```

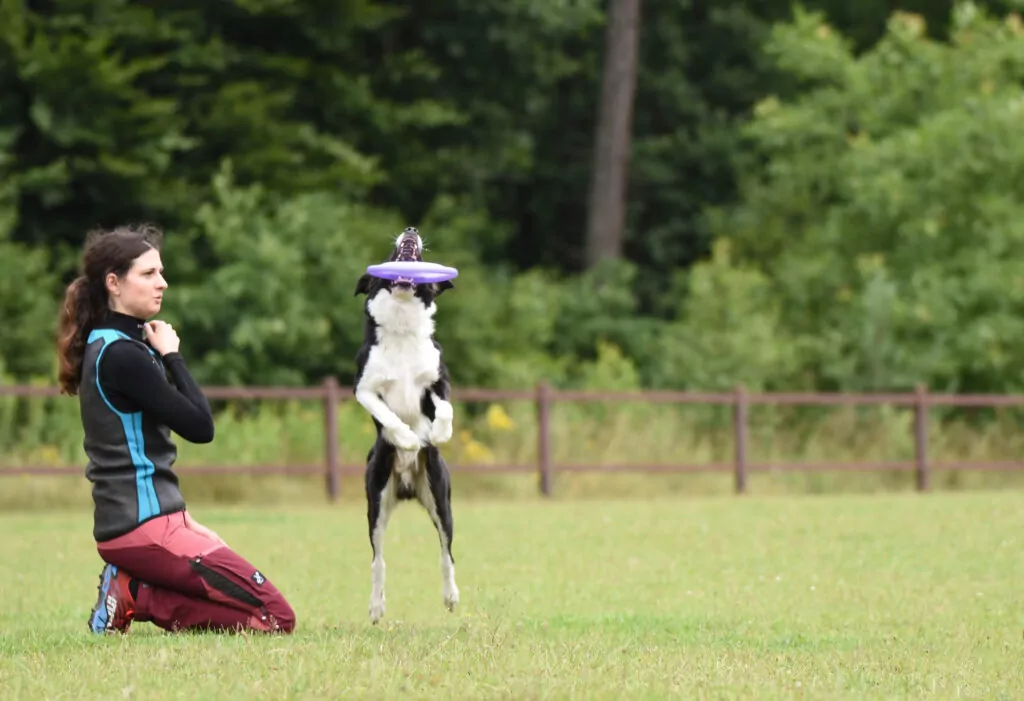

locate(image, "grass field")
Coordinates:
2 492 1023 699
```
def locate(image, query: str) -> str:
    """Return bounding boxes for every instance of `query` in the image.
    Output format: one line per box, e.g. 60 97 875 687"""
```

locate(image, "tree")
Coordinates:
688 3 1024 393
585 0 641 268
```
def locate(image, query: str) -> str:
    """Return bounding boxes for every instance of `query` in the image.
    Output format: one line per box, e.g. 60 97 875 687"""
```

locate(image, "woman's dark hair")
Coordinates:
57 224 164 395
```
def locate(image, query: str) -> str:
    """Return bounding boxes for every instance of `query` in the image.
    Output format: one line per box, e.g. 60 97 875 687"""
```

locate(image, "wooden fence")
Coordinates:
3 379 1024 499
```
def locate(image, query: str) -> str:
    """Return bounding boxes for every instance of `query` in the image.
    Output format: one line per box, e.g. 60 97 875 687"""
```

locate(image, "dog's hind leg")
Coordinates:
416 447 459 613
366 445 398 624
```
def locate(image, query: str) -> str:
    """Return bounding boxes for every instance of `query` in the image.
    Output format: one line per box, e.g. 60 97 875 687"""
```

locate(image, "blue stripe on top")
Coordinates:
87 329 160 522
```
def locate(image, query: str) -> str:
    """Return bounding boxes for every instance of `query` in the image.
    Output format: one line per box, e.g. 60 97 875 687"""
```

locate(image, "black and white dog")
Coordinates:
353 227 458 624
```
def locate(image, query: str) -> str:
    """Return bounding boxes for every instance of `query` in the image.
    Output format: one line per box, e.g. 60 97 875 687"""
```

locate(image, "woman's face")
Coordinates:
106 248 167 319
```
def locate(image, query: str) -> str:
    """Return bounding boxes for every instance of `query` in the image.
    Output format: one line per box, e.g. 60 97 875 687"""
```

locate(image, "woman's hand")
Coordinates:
144 320 180 356
184 511 227 547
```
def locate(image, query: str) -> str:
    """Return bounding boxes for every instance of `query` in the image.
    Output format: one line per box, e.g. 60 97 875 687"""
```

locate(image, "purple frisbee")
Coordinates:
366 260 459 284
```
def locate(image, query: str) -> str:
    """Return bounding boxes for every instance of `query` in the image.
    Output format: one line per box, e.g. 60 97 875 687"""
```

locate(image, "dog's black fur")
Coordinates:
352 227 458 624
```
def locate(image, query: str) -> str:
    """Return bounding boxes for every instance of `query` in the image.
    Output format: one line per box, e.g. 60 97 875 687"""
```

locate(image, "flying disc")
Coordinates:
366 260 459 283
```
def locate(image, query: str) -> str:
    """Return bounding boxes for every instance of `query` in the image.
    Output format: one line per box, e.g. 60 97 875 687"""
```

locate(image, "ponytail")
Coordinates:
57 276 100 395
57 223 163 394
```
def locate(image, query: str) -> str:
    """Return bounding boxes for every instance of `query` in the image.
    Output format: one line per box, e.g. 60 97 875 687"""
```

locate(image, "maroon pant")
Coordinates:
97 510 295 634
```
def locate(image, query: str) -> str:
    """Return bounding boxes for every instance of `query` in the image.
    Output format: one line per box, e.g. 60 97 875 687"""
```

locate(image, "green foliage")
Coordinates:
350 0 606 258
705 2 1024 392
625 0 798 313
4 0 194 254
151 0 388 197
159 161 402 385
650 240 798 391
549 259 660 369
2 0 397 261
3 0 1024 401
0 238 59 378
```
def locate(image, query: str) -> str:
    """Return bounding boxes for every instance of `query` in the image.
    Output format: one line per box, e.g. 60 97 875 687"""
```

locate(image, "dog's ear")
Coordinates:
433 279 454 296
354 273 372 296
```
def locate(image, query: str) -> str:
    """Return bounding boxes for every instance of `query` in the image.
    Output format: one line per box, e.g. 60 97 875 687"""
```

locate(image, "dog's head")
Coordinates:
354 227 455 306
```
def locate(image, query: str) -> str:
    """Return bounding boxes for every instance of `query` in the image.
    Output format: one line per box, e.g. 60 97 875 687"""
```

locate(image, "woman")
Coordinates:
57 224 296 635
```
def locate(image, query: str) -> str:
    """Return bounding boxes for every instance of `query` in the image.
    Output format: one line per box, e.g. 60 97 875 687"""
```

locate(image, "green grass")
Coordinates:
2 492 1023 699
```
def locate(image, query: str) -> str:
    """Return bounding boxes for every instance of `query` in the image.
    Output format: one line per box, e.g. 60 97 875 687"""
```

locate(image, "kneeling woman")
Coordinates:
57 224 296 635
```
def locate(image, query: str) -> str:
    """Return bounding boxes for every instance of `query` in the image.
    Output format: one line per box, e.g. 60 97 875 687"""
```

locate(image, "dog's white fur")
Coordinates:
354 231 458 624
355 291 453 455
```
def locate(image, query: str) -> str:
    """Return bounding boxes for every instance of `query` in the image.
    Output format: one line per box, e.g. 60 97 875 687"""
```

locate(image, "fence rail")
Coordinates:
4 379 1024 499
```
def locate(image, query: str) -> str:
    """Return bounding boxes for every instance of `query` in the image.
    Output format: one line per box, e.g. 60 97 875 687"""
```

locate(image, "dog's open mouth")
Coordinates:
392 228 422 289
397 234 420 261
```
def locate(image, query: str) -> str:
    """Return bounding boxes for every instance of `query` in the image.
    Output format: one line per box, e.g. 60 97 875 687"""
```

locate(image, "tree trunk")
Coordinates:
584 0 641 269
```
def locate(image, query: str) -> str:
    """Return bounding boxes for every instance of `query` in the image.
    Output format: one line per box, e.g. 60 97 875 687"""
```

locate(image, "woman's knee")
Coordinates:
266 592 296 633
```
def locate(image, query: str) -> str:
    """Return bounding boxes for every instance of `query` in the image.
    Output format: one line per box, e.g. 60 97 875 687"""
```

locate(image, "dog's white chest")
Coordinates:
363 294 441 422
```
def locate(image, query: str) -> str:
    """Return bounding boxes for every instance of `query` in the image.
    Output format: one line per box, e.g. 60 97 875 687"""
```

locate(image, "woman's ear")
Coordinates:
105 271 121 297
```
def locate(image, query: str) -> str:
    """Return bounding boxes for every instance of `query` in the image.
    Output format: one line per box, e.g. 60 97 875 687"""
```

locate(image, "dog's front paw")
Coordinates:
430 418 453 445
384 424 420 451
432 398 454 422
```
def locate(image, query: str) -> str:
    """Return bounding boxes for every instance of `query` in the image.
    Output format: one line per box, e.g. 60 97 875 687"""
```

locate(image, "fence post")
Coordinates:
914 383 929 492
536 381 552 496
323 376 341 502
733 384 749 494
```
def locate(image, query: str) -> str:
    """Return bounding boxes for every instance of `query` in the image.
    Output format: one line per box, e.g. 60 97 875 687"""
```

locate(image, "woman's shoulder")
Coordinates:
97 336 161 373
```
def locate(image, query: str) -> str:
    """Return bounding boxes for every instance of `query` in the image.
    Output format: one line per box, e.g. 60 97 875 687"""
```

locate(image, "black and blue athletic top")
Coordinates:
78 311 214 542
